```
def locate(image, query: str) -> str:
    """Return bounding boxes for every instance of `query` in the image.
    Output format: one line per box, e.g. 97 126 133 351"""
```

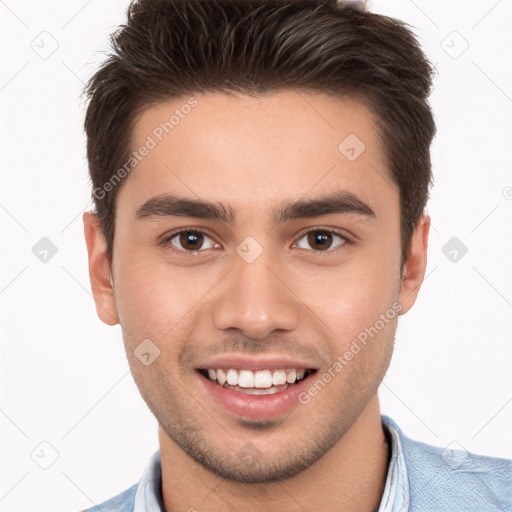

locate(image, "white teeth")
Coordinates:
238 369 255 388
226 369 238 386
254 370 273 388
238 387 282 395
272 369 287 386
216 368 226 386
286 369 297 383
204 368 311 389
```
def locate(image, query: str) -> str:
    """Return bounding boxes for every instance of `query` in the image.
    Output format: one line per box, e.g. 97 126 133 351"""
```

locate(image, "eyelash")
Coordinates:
159 227 351 257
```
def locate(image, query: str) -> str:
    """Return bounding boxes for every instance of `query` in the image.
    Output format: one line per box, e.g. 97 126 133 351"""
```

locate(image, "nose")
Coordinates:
212 245 301 340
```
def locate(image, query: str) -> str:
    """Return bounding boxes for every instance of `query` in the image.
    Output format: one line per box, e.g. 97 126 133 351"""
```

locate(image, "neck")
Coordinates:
159 394 390 512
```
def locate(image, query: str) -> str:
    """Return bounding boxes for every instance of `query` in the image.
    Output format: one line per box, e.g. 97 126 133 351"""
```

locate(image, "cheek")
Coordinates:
292 253 400 341
112 252 219 341
112 255 176 335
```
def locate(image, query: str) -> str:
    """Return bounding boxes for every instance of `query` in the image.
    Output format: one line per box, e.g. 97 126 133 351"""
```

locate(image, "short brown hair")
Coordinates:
83 0 436 264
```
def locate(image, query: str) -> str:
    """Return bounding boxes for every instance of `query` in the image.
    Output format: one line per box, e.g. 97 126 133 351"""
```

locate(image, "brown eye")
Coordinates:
308 231 332 250
178 231 204 251
295 229 347 252
163 230 218 253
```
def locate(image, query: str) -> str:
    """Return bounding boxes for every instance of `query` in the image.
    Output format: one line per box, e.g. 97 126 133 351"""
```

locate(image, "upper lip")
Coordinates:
196 354 319 371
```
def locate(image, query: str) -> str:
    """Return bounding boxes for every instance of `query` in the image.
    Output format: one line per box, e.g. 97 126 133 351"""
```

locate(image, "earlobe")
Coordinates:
83 212 120 326
398 214 430 315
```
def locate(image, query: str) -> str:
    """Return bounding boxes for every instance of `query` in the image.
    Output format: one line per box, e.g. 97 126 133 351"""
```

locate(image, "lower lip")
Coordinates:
197 371 315 420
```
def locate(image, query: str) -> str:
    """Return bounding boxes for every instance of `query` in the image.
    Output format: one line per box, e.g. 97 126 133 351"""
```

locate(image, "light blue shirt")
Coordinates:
80 415 512 511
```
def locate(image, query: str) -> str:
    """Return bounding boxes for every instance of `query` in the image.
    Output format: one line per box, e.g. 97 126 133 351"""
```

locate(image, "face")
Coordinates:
84 90 429 483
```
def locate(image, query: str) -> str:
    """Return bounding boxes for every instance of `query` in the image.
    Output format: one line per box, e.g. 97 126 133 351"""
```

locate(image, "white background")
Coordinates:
1 0 511 510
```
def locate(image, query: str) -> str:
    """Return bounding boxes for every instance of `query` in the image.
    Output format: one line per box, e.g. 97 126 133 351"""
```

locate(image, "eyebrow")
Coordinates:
135 191 376 225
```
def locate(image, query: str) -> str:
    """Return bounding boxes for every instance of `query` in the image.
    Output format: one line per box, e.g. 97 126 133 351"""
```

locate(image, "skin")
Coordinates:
84 90 429 512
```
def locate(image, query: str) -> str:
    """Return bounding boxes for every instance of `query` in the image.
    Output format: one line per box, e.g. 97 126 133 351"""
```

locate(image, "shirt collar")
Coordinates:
378 414 410 512
133 415 410 512
133 449 165 512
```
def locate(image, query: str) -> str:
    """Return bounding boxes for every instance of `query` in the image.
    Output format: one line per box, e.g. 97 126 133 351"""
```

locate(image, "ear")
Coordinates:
398 214 430 315
83 212 119 326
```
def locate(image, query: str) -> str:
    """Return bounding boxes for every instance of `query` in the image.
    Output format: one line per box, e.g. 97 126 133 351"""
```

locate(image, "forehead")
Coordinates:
118 90 396 221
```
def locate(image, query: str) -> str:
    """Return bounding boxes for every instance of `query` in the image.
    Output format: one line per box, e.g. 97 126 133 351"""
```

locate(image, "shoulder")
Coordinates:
76 449 162 512
78 483 138 512
384 415 512 510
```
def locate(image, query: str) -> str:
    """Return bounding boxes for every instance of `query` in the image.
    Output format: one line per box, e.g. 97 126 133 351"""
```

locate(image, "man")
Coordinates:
81 0 511 510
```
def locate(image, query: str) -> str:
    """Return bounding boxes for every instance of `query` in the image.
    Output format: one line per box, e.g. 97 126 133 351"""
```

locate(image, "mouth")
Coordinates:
198 367 317 395
196 365 319 420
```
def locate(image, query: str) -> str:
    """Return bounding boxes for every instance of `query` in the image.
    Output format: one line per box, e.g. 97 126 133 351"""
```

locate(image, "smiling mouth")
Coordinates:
198 368 317 395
